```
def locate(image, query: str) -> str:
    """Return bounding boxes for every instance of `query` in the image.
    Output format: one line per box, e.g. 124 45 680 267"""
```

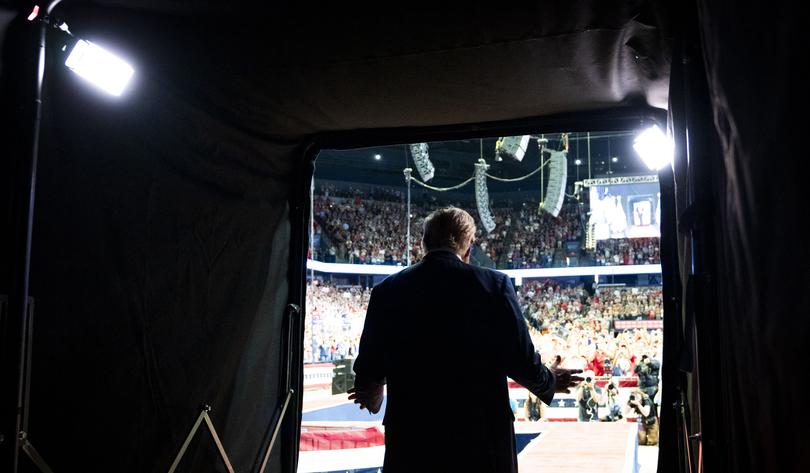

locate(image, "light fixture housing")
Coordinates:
65 39 134 96
633 125 674 171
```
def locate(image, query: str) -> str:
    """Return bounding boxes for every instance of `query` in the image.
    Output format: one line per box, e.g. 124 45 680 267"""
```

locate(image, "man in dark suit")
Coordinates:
348 207 582 473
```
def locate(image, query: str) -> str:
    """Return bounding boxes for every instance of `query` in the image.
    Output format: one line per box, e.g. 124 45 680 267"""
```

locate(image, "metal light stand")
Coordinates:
3 3 63 472
257 303 299 473
167 405 236 473
309 178 315 280
166 304 299 473
538 137 547 209
527 136 550 212
403 168 412 266
675 393 699 473
16 298 55 473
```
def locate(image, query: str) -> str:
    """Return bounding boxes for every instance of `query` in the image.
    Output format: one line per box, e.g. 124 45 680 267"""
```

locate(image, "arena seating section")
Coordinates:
312 183 660 268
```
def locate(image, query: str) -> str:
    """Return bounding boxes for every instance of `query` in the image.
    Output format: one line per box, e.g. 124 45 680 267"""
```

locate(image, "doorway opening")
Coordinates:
299 129 667 473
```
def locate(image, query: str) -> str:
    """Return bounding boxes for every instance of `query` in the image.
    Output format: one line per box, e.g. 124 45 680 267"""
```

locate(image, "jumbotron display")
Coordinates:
589 182 661 240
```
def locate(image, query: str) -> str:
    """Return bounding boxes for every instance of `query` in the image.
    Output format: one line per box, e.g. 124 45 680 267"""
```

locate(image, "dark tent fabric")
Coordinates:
1 0 806 472
1 3 675 472
685 2 810 473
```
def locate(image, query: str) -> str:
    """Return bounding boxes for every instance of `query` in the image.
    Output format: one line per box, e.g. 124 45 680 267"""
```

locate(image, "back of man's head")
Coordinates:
422 207 476 254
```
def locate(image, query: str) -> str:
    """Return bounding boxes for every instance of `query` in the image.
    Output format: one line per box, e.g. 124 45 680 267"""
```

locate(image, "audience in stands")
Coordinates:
591 238 661 265
304 279 663 380
515 279 662 378
315 185 513 266
505 202 582 269
314 184 665 269
304 281 370 364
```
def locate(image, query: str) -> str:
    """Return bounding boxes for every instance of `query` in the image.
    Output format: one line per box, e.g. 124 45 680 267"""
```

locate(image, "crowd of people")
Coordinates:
306 278 662 439
304 281 370 364
312 183 661 268
314 185 513 266
504 202 582 268
517 280 663 377
590 237 661 265
317 182 405 203
304 279 663 375
315 196 408 265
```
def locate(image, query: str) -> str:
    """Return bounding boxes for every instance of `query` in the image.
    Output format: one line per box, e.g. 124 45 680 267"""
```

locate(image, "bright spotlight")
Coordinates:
495 135 531 162
65 40 134 96
374 154 381 160
575 159 582 165
611 157 618 163
633 125 674 171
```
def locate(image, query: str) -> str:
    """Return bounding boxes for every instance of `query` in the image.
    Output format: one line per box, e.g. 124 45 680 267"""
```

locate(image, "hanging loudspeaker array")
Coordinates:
409 143 435 182
474 159 497 234
543 150 568 218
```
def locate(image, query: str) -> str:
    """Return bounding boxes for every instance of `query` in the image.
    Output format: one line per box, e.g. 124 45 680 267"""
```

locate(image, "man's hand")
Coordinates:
549 355 584 394
347 381 384 414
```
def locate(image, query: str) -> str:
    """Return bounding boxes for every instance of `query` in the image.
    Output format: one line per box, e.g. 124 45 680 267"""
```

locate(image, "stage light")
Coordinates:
65 39 134 96
495 135 531 161
374 154 381 160
612 157 618 163
409 142 435 182
575 159 582 165
633 125 674 171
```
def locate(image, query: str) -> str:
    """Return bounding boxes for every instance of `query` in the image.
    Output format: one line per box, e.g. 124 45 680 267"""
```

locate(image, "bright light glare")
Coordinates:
574 159 582 165
374 154 381 160
633 125 674 170
65 40 134 96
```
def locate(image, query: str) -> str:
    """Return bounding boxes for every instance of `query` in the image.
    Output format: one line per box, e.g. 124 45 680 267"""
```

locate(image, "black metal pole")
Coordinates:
1 3 61 472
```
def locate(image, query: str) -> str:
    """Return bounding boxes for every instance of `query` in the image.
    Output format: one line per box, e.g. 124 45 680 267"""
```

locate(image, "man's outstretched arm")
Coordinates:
497 274 582 404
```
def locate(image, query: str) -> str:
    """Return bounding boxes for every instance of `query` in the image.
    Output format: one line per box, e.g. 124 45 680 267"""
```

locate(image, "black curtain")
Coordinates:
690 2 810 472
2 6 296 472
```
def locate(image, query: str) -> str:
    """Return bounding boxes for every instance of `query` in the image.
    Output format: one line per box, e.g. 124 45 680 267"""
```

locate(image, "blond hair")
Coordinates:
422 207 476 253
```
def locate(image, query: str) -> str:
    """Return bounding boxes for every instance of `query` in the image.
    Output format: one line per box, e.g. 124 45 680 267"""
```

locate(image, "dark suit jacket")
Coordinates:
353 250 556 473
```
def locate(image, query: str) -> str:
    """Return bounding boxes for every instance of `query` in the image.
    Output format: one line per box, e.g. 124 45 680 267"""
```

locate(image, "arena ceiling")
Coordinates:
316 131 651 191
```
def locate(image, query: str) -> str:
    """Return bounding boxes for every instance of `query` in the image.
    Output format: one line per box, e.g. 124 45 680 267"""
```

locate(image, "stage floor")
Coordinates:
299 394 651 473
517 421 639 473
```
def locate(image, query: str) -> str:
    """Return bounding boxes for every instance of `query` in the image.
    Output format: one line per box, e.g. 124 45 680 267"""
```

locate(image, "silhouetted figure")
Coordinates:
349 207 582 473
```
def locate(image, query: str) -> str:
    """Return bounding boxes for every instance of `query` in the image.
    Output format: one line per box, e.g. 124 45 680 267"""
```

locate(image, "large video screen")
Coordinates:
589 182 660 239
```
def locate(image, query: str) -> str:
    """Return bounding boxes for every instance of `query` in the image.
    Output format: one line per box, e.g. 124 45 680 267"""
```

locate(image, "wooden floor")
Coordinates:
518 422 638 473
